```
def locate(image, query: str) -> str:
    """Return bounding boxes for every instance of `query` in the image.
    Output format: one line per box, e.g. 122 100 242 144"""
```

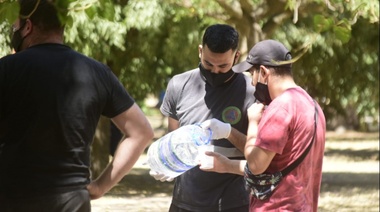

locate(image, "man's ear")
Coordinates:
234 51 241 64
198 45 203 59
22 19 33 36
259 65 270 81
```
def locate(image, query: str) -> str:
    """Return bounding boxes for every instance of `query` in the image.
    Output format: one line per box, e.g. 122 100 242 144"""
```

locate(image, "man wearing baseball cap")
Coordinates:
233 39 292 105
233 40 326 211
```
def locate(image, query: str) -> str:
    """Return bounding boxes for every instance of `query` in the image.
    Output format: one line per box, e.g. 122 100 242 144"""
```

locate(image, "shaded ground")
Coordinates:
91 116 379 211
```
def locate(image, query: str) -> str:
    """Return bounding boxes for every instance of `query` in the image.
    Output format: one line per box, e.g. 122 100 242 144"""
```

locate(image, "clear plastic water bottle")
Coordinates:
147 124 212 178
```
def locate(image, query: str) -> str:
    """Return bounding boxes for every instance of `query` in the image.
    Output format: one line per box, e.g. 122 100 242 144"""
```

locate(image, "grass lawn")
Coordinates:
92 116 379 211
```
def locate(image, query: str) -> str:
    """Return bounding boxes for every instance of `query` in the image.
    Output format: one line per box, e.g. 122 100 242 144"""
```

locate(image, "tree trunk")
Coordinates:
90 116 111 179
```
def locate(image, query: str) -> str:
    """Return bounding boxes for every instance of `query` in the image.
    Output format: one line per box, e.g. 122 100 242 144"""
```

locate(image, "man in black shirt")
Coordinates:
0 0 154 211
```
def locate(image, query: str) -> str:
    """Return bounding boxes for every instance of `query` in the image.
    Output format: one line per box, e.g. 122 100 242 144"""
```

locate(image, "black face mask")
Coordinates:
199 63 235 87
11 22 26 52
254 82 272 105
254 71 272 105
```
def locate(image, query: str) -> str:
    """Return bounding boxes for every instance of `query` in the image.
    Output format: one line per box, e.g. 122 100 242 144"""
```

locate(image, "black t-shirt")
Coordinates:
0 43 134 195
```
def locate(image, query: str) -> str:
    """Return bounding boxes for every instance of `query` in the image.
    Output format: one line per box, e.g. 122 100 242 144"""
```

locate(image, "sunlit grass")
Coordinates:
319 185 379 211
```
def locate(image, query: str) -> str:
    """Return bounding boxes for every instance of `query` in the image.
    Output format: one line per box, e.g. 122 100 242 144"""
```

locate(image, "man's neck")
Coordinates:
26 31 64 48
269 77 297 99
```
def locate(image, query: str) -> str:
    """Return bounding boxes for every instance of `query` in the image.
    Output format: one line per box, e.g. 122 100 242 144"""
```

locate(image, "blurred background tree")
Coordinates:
1 0 378 176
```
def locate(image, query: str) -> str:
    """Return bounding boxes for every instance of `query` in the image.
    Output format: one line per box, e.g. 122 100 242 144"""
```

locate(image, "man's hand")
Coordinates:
200 118 231 140
149 170 175 182
86 180 105 200
199 151 229 173
247 103 265 124
199 151 245 176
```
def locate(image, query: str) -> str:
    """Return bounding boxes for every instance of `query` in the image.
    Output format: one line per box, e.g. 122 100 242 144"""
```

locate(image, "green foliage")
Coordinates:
0 1 18 56
0 22 11 56
0 1 19 23
123 0 164 29
313 15 334 33
0 0 378 130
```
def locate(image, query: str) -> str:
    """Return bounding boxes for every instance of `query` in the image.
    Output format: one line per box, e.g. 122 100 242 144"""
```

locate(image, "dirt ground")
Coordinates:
91 116 379 212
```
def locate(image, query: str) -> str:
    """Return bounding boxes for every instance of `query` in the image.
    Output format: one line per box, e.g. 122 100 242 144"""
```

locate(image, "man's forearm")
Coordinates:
227 127 247 153
227 159 246 176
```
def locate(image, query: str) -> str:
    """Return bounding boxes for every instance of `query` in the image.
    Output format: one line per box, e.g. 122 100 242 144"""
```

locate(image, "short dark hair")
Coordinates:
19 0 63 31
202 24 239 53
266 66 292 77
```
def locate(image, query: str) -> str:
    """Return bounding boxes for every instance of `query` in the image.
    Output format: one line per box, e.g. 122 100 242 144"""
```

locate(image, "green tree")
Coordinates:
1 0 378 176
175 0 379 130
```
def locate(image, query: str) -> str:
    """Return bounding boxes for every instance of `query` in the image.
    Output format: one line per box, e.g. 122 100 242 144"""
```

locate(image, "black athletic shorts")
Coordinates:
0 188 90 212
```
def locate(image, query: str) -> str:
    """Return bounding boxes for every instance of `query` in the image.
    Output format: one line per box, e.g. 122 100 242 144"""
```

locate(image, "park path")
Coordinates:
91 116 379 212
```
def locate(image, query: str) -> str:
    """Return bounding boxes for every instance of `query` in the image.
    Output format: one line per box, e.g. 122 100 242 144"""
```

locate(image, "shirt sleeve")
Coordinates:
160 77 178 120
102 67 135 118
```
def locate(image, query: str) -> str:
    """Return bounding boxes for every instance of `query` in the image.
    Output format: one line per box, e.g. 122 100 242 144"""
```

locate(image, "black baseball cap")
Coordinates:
233 39 292 73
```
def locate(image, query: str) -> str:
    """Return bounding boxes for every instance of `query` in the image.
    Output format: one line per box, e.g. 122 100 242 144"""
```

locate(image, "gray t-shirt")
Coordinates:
161 67 255 211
